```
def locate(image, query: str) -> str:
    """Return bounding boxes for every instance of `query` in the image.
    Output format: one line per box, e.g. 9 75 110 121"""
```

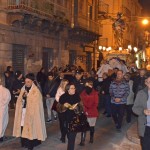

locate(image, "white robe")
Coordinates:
97 64 112 82
0 85 11 138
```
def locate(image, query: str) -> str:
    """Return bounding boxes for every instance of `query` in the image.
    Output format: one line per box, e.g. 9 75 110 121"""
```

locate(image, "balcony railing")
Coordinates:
77 15 101 34
122 6 131 21
1 0 71 21
98 1 109 14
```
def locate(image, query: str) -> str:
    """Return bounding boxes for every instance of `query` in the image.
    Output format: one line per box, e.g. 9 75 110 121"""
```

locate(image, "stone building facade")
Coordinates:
0 0 100 75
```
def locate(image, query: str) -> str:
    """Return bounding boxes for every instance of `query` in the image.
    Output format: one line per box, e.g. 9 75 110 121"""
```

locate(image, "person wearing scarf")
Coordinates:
79 81 99 146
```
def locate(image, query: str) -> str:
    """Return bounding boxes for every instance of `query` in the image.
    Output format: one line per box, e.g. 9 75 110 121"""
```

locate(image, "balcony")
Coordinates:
69 15 101 43
77 15 100 34
98 1 109 19
1 0 70 24
0 0 71 33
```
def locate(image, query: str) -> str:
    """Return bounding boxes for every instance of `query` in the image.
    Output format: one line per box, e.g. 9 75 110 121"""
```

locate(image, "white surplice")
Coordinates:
0 85 11 138
97 63 112 82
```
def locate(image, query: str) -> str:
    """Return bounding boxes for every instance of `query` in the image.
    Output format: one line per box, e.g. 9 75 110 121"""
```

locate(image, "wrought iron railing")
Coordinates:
1 0 71 21
122 6 131 20
77 15 101 34
98 1 109 14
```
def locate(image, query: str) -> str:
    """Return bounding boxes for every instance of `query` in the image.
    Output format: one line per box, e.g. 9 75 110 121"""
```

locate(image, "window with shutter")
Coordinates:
42 48 53 73
12 44 26 74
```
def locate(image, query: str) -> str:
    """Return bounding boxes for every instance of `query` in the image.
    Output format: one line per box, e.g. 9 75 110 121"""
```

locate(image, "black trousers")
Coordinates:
125 104 133 123
58 113 67 139
103 94 111 115
67 132 77 150
21 127 41 149
111 103 125 129
141 126 150 150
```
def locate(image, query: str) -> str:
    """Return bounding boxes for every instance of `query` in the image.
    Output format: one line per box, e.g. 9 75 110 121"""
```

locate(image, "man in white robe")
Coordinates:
97 60 112 82
0 78 11 142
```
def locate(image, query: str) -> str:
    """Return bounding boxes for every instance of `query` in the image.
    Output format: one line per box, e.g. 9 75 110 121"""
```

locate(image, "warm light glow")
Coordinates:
99 46 102 50
128 45 132 50
142 19 149 25
134 47 138 52
119 47 122 51
103 47 106 50
108 47 112 51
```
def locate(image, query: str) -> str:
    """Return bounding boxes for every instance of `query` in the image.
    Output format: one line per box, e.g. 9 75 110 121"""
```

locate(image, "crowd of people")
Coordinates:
0 61 150 150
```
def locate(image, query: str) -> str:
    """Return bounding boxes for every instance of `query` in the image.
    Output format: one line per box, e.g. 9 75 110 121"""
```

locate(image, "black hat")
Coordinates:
75 70 82 75
15 70 22 78
25 73 35 81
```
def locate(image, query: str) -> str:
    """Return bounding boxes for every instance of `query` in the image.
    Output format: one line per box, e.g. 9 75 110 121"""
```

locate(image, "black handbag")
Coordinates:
51 100 58 111
68 112 90 133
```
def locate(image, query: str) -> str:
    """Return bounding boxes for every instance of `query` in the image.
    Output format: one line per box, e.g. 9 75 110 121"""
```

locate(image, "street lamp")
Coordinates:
128 45 132 51
99 46 102 50
119 47 122 51
103 47 106 51
142 19 149 25
133 47 138 52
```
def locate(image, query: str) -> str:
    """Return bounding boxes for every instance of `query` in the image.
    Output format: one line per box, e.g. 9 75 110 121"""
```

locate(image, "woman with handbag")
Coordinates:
80 80 99 145
59 83 82 150
55 79 69 143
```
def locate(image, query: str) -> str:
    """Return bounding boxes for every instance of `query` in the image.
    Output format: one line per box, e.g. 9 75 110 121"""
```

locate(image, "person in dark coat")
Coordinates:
59 83 81 150
36 68 47 95
133 69 147 99
101 72 112 117
4 66 14 91
11 70 24 107
73 70 85 94
110 67 119 81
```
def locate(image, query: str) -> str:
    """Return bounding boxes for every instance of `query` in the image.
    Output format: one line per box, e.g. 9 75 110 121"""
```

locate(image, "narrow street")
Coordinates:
0 110 140 150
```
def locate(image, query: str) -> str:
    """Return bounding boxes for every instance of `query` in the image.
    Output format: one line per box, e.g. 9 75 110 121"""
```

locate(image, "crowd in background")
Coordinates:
1 60 150 150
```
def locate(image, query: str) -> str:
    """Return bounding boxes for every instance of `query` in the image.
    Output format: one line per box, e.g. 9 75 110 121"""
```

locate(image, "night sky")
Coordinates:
139 0 150 16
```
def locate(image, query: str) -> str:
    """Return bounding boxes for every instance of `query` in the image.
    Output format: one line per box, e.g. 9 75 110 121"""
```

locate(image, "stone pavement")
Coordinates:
0 110 142 150
124 121 141 150
126 122 140 145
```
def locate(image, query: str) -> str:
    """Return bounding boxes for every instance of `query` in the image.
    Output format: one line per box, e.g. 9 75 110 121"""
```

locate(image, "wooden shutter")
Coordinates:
12 44 25 74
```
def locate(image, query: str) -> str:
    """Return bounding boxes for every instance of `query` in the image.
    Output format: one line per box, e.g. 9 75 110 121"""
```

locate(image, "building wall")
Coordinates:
0 0 100 74
0 24 69 74
0 0 70 74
